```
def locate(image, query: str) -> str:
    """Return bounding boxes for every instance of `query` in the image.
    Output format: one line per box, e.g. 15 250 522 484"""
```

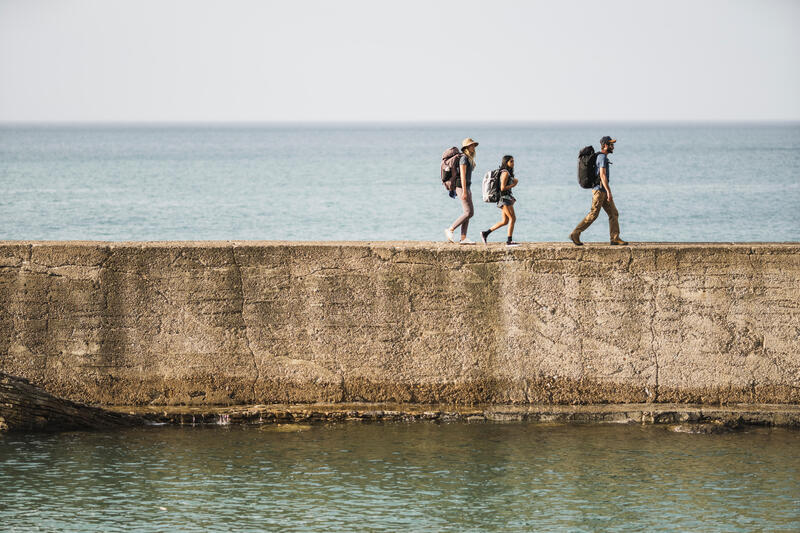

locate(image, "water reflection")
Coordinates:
1 423 798 531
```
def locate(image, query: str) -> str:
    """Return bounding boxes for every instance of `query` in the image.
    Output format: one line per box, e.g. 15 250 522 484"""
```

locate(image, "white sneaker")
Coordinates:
460 238 476 245
445 228 455 243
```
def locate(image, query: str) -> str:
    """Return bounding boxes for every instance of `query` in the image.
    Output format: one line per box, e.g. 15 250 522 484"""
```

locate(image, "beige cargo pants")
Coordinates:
573 190 620 240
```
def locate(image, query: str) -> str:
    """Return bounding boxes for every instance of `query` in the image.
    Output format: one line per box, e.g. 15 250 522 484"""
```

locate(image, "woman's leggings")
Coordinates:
450 187 474 237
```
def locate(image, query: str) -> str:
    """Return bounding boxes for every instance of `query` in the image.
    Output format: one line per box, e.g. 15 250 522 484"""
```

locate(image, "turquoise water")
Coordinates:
1 123 799 242
1 423 798 532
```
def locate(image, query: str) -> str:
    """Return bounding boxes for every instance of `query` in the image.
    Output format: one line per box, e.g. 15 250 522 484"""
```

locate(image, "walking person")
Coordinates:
480 155 519 247
445 138 478 244
570 136 628 246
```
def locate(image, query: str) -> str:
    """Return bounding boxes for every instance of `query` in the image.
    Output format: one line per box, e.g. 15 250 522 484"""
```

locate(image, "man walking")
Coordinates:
570 136 628 246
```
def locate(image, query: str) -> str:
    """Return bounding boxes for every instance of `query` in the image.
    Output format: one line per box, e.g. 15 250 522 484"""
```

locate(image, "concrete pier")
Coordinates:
1 241 798 406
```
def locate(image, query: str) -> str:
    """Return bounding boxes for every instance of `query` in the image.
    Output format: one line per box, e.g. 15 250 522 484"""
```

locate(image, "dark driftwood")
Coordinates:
0 373 143 432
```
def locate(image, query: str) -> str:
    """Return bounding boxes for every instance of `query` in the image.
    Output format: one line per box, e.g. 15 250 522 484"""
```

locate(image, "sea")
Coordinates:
2 123 800 531
1 423 798 532
1 122 799 243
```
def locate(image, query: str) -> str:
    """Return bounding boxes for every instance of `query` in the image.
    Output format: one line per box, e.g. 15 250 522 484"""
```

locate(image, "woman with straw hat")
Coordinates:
445 138 478 244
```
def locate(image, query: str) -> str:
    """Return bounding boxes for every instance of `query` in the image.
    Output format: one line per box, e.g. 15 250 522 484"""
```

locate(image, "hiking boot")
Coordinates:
610 237 628 246
445 228 455 243
480 230 490 245
569 232 583 246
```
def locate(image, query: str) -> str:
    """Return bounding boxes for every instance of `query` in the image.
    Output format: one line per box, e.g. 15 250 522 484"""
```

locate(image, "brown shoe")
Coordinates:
569 232 583 246
610 238 628 246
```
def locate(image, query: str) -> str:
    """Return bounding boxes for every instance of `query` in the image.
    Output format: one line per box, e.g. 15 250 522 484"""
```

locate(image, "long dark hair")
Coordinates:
500 155 514 177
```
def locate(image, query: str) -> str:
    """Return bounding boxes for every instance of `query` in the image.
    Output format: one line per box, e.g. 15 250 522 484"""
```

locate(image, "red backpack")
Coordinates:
440 147 461 191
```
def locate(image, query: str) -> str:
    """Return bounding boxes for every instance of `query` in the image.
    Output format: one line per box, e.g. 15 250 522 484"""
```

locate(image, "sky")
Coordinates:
1 0 799 122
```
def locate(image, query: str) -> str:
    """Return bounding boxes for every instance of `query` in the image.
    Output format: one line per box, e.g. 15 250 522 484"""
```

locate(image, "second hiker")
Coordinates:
481 155 519 247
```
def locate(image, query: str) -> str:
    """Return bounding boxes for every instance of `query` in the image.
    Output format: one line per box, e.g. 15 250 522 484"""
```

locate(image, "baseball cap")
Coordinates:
600 136 617 145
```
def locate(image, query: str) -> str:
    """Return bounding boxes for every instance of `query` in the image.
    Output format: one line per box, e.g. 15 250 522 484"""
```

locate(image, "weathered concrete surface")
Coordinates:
0 241 798 406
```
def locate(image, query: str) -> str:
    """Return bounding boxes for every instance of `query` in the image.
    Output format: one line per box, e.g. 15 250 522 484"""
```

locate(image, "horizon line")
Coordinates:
2 119 799 127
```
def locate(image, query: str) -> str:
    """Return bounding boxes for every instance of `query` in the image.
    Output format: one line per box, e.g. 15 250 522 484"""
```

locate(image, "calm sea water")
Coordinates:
1 423 798 532
1 123 799 242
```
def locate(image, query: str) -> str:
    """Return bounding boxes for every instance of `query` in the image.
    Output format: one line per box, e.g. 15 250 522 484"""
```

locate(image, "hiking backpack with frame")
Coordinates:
440 147 462 191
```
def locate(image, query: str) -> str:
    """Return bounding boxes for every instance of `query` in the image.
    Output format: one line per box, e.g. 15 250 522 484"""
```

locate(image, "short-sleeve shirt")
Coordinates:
593 153 611 192
497 170 516 207
459 154 474 188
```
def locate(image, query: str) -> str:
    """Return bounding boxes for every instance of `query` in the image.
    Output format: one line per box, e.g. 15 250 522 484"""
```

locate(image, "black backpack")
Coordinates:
577 146 599 188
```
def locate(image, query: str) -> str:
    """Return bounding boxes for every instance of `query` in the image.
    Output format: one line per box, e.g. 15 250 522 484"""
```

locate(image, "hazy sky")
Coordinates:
1 0 798 122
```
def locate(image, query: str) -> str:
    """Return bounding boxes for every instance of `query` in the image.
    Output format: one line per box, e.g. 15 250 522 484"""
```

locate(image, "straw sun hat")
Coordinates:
461 138 479 149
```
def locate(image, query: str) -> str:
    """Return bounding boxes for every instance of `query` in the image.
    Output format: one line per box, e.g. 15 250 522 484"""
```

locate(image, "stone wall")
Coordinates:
0 242 797 406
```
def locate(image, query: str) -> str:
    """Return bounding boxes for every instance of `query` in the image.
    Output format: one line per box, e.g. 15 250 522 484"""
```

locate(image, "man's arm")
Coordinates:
599 167 612 202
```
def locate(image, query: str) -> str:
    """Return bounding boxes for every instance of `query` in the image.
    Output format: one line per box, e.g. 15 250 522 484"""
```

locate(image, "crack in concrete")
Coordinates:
301 266 354 278
96 247 113 270
168 252 184 268
339 373 348 402
649 292 660 402
622 248 660 402
141 275 215 343
231 245 260 402
391 260 439 268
